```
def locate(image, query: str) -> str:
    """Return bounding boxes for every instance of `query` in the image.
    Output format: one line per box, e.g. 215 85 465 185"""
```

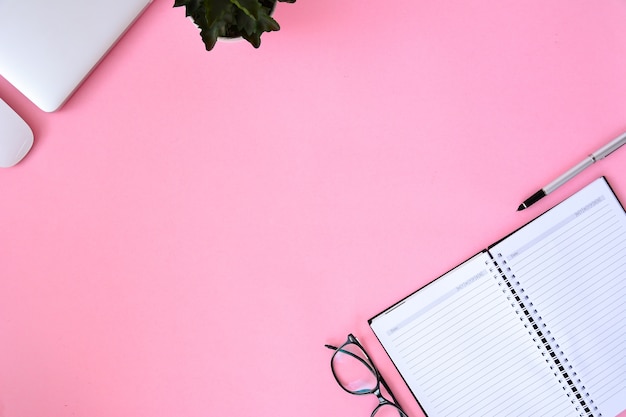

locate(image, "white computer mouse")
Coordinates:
0 98 33 167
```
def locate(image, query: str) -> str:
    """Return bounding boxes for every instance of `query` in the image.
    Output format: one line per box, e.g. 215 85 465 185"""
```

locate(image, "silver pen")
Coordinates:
518 130 626 211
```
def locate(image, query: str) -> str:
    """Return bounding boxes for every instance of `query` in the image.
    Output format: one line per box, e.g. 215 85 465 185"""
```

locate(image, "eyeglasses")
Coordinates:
325 334 409 417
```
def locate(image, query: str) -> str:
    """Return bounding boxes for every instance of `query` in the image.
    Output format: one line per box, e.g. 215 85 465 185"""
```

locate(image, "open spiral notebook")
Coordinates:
370 177 625 417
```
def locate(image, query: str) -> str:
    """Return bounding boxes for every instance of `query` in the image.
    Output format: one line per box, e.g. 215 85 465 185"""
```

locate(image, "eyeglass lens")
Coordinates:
331 342 379 394
328 335 408 417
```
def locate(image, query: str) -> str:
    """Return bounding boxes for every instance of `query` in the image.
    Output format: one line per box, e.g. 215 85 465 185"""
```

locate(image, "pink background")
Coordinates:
1 1 625 416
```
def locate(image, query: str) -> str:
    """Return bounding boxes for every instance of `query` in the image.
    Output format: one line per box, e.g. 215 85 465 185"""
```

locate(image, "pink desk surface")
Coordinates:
1 1 625 416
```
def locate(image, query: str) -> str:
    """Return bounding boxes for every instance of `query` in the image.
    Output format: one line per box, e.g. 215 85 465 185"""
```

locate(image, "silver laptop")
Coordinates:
0 0 152 112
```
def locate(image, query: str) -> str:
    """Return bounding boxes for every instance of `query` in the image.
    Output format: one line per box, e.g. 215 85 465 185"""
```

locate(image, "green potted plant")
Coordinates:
174 0 296 51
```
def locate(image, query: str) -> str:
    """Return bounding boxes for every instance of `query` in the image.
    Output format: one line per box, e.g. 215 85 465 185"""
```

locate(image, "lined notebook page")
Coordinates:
491 178 626 417
370 252 580 417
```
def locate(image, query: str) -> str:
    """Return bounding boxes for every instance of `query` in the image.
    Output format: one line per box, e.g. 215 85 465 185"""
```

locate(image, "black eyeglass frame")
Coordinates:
325 333 409 417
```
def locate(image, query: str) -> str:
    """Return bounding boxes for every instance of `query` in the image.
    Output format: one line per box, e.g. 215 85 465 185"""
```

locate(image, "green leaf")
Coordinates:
204 0 234 28
231 0 263 19
173 0 292 51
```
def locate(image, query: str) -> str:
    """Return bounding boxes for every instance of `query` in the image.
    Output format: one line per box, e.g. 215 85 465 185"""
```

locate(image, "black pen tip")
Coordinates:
518 189 546 212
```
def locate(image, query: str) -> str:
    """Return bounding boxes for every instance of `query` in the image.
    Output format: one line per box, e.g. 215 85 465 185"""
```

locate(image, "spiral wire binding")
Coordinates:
485 253 598 417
